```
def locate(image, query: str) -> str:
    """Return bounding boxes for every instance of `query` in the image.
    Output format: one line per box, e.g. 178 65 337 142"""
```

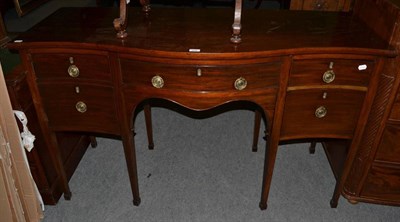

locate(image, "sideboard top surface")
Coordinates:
9 7 394 56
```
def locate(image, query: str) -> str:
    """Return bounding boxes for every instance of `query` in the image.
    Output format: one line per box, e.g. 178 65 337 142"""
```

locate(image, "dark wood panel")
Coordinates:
280 89 365 140
361 163 400 202
38 83 120 135
353 0 400 43
375 123 400 163
322 140 350 180
389 92 400 121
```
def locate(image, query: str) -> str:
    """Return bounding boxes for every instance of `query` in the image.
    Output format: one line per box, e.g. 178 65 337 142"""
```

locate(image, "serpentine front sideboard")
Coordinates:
8 0 400 210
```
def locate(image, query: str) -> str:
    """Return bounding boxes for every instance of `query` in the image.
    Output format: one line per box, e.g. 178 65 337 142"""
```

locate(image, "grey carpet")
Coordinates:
42 108 399 222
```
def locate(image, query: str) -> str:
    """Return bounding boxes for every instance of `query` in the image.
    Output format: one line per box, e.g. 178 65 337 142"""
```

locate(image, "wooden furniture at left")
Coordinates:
5 65 93 205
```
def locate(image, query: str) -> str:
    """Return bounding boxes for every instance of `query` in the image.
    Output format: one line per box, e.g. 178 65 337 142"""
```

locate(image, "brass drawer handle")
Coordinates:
234 77 247 90
68 65 80 78
315 106 327 118
151 75 164 88
323 70 335 83
76 101 87 113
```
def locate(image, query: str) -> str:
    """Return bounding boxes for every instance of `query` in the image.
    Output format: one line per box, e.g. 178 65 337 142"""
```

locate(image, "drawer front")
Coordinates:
32 53 111 81
289 59 374 87
280 89 365 139
38 83 119 134
376 123 400 163
361 164 400 202
120 59 280 91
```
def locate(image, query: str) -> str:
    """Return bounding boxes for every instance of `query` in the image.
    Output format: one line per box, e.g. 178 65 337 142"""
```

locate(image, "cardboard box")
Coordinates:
0 63 43 222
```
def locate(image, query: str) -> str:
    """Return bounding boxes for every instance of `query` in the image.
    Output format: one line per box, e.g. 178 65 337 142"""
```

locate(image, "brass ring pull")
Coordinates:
234 77 247 90
151 75 164 89
76 101 87 113
315 106 327 118
68 65 80 78
323 70 335 83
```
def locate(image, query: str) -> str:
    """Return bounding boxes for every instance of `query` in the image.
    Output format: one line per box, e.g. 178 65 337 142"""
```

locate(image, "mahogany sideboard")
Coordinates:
8 0 400 210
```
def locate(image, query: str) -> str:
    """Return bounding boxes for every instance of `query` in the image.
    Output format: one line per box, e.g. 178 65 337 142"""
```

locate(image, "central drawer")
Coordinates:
280 89 366 140
120 59 281 92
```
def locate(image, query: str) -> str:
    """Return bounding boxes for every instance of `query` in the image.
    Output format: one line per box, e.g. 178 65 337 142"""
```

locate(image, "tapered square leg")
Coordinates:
252 110 262 152
64 191 72 200
259 202 267 210
144 104 154 150
309 141 317 154
330 198 338 208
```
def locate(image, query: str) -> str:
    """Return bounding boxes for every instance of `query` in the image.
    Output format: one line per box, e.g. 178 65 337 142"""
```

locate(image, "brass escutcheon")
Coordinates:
75 101 87 113
151 75 164 88
68 65 80 78
322 92 327 99
234 77 247 90
323 70 335 83
315 106 327 118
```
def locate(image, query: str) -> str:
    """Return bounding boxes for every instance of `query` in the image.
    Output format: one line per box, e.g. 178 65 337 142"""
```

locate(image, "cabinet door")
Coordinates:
377 91 400 163
361 163 400 203
375 123 400 163
360 93 400 204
